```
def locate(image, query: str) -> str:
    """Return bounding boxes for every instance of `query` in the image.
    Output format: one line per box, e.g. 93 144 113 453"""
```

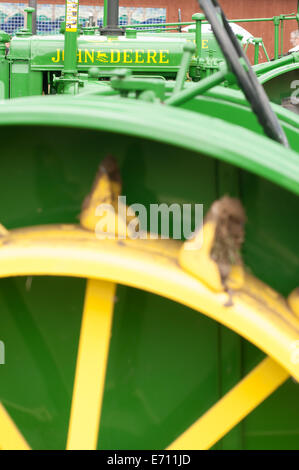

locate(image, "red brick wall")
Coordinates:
1 0 298 59
123 0 299 59
206 0 298 59
121 0 297 58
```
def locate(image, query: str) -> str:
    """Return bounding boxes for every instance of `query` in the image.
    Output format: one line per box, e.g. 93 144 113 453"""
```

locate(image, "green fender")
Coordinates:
0 94 298 195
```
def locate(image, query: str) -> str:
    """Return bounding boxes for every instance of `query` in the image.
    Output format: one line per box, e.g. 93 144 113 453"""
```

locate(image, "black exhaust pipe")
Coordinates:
29 0 37 34
100 0 124 36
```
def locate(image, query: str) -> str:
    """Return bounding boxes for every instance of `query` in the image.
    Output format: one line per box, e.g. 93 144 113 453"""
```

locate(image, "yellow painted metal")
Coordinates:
66 279 116 450
0 224 299 383
80 156 137 238
0 403 31 450
288 288 299 318
80 156 122 232
167 357 289 450
179 220 224 292
180 197 246 292
0 224 8 236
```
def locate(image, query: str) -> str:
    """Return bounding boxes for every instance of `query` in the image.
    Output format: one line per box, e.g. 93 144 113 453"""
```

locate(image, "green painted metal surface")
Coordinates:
179 84 299 147
9 34 193 73
0 95 298 193
10 62 43 98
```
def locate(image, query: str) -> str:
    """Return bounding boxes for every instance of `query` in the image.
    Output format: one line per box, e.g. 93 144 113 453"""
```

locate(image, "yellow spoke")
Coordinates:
167 357 289 450
66 279 116 450
0 403 30 449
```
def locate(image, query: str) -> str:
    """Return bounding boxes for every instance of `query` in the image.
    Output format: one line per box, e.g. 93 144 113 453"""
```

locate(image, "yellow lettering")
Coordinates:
62 50 64 61
147 50 157 64
84 49 94 63
135 50 145 64
123 49 133 63
77 49 82 63
202 39 208 49
51 49 60 63
111 49 121 63
159 50 169 64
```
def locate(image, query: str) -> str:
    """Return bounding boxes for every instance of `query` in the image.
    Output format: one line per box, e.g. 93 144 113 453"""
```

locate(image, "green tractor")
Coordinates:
0 0 298 450
1 0 298 109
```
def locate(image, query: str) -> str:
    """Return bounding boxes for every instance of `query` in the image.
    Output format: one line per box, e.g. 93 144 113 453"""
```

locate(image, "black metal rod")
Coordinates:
29 0 37 34
100 0 124 36
107 0 119 27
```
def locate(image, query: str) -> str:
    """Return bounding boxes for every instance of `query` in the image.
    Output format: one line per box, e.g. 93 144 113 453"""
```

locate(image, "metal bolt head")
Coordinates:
88 67 100 79
0 30 10 43
192 13 205 21
111 68 131 80
183 42 196 54
126 28 137 39
16 28 32 37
